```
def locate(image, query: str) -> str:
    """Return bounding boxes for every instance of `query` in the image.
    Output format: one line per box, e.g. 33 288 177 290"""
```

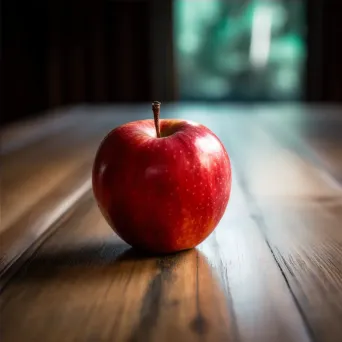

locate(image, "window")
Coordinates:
174 0 306 101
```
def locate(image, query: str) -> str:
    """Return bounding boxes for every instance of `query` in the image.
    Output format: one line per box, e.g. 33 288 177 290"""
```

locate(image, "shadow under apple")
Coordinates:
3 241 233 341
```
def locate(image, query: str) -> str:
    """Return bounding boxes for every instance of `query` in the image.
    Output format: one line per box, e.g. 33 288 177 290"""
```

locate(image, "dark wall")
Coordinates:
1 1 48 123
1 0 175 125
46 0 151 107
306 1 342 102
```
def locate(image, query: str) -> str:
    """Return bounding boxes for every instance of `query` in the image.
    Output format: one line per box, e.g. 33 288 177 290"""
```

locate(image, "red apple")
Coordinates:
92 102 232 253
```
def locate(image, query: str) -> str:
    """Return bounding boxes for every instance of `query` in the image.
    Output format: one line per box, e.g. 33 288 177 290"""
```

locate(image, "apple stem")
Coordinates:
152 101 161 138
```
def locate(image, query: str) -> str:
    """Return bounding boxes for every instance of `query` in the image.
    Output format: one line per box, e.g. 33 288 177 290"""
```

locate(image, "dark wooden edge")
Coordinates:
0 162 92 289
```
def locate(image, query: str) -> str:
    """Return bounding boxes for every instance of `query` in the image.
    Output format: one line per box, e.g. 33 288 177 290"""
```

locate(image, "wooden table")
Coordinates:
1 104 342 342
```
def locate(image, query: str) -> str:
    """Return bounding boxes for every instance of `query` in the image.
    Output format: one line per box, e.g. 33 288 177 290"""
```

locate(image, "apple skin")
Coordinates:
92 119 231 254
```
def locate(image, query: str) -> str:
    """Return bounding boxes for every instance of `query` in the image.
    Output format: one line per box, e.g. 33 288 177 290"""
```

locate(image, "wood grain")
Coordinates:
1 107 84 155
0 189 310 342
220 111 342 342
1 195 232 342
1 108 116 278
0 164 91 284
1 104 342 342
0 105 154 235
256 107 342 185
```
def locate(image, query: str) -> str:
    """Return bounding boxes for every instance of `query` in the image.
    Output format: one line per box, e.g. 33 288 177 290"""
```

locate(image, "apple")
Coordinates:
92 102 232 253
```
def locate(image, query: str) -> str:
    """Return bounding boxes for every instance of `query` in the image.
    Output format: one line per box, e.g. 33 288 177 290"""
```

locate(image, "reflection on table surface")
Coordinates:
1 104 342 342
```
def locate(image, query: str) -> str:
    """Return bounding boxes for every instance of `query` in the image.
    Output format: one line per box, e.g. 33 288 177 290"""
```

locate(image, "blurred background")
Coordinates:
1 0 342 125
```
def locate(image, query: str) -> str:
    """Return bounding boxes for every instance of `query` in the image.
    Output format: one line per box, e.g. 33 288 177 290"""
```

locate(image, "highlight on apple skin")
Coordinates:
92 102 232 253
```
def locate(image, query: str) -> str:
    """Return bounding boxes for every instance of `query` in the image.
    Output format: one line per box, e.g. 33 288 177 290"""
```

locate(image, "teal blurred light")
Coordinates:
174 0 306 101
